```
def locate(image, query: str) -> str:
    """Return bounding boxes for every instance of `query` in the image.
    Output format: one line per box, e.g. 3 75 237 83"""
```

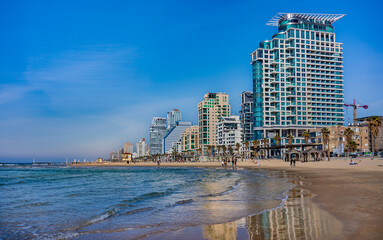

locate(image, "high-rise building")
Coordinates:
181 126 199 153
240 91 254 142
124 142 133 154
136 138 148 157
216 116 242 148
167 109 182 131
163 121 192 154
149 117 167 155
198 93 231 152
251 13 345 144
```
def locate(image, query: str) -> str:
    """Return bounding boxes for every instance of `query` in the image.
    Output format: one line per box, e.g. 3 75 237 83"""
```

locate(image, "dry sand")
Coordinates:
73 158 383 239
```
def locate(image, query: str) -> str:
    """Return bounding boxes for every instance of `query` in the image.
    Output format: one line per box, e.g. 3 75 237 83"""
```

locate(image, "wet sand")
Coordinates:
73 158 383 239
296 169 383 240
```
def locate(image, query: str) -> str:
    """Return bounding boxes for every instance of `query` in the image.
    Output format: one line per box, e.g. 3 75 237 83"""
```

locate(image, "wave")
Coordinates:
198 177 243 198
165 198 194 208
118 207 154 216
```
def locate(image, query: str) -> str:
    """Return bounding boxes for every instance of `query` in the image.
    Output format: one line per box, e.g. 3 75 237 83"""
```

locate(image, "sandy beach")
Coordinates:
73 158 383 239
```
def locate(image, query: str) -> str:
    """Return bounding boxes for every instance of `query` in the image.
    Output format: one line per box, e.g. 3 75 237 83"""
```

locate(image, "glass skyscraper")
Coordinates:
149 117 167 155
167 109 182 131
240 91 254 142
251 13 345 144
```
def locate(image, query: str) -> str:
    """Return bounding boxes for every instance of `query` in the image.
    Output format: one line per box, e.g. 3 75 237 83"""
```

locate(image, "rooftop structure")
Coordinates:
266 13 346 27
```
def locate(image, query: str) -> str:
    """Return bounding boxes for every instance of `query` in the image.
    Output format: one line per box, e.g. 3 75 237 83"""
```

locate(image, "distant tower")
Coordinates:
149 117 167 155
124 142 133 154
118 148 124 161
136 138 148 157
167 109 182 131
240 91 254 142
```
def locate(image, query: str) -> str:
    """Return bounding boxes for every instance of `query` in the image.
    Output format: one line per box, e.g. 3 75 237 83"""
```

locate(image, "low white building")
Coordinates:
216 116 242 148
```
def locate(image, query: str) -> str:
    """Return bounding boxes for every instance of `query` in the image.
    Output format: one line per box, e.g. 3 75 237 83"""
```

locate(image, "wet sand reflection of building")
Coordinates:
203 222 237 240
246 188 341 240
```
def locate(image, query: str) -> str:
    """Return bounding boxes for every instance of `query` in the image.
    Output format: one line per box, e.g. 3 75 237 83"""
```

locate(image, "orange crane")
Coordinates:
344 99 368 124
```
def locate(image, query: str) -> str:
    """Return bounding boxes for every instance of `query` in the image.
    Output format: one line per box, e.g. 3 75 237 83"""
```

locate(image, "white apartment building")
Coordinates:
216 116 242 148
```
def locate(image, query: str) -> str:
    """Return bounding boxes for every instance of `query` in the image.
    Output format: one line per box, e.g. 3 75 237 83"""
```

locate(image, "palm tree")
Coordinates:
302 131 310 144
244 141 250 159
348 140 358 154
321 127 330 161
286 134 294 145
197 148 202 157
260 150 264 159
235 143 241 155
252 139 259 159
217 145 221 156
207 145 211 157
274 134 281 146
344 128 354 157
262 138 269 158
172 148 177 161
368 116 382 155
222 145 227 155
274 134 281 158
228 146 233 156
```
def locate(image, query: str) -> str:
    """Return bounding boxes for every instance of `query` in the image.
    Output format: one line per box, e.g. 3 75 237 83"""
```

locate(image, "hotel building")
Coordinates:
198 93 231 152
251 13 345 144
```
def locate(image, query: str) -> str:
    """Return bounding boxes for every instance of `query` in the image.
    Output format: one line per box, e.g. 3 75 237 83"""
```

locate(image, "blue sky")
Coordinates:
1 0 382 162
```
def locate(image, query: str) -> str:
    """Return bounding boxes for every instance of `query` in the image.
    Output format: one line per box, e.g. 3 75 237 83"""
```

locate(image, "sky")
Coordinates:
1 0 382 162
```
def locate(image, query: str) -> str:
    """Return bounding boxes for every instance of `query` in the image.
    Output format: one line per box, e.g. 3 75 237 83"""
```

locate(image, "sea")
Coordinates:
0 164 293 239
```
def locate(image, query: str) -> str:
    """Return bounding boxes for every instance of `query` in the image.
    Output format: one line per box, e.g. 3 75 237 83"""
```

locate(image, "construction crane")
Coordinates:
344 99 368 124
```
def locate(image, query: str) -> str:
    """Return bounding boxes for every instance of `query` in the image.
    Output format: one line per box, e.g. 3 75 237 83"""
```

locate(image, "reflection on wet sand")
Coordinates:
203 222 237 240
203 187 341 240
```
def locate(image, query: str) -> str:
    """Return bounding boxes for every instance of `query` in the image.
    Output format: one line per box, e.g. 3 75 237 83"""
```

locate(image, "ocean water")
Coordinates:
0 165 292 239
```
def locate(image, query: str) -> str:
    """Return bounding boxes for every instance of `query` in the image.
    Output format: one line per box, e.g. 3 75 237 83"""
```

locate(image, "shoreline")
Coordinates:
71 157 383 173
72 158 383 239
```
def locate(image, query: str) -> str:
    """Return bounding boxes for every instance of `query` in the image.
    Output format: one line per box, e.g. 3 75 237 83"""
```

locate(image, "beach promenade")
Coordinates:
73 158 383 239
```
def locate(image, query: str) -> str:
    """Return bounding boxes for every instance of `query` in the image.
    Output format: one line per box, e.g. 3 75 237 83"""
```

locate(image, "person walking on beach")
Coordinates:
290 156 296 167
